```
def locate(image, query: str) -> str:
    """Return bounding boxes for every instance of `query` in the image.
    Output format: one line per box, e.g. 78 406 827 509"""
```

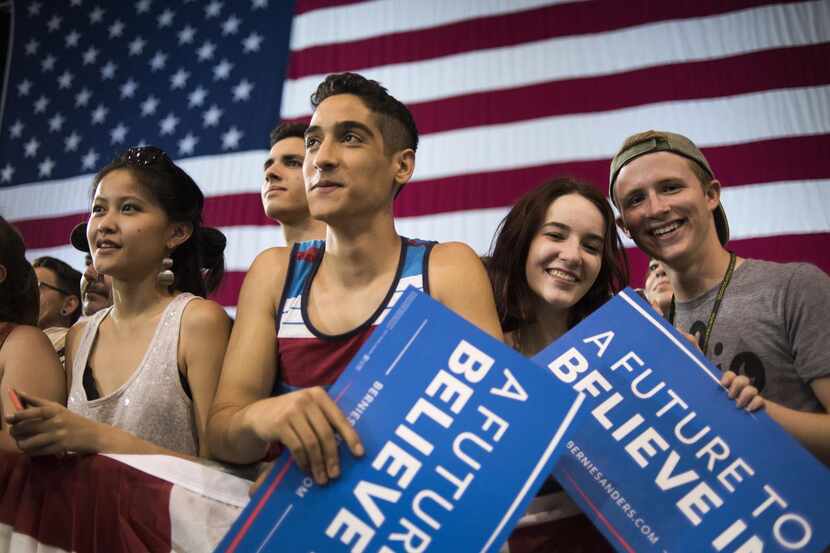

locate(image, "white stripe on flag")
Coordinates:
0 150 267 220
413 86 830 181
289 0 580 50
281 1 830 117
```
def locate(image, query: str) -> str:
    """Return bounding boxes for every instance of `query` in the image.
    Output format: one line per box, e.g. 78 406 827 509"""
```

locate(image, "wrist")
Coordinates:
79 419 107 454
239 402 271 458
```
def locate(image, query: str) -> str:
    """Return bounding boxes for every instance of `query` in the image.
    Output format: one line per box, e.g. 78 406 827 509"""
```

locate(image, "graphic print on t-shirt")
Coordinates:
689 319 767 392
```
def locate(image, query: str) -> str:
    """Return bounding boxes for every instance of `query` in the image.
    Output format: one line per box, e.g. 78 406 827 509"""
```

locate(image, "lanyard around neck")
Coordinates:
668 251 737 356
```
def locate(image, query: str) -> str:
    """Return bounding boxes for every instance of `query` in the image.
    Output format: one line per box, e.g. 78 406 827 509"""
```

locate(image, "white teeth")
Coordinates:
653 221 681 236
546 269 576 282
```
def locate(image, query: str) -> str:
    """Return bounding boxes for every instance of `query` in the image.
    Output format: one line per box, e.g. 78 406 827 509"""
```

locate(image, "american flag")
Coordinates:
0 451 248 552
2 0 829 314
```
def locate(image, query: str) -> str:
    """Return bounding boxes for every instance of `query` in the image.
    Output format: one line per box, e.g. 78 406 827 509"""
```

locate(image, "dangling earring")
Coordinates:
158 257 175 287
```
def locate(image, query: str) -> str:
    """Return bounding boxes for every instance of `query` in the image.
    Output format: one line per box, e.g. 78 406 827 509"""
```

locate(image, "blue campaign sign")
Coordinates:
217 289 584 553
534 288 830 553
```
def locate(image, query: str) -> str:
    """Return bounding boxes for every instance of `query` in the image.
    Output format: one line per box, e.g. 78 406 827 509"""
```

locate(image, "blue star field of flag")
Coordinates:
0 0 293 187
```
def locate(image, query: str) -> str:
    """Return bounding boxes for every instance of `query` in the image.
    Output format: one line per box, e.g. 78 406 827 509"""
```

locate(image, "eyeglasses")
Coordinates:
38 281 73 296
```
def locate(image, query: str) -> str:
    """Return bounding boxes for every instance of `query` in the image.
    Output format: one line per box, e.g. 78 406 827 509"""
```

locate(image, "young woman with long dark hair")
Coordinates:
7 147 231 459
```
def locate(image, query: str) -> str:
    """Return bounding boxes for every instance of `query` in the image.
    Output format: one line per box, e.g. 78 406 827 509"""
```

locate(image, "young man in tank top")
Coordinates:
208 73 503 484
610 130 830 465
263 122 326 244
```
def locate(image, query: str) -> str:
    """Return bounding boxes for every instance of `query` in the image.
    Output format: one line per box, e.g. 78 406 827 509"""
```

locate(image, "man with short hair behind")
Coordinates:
208 73 503 483
263 122 326 244
71 222 113 318
644 257 672 317
32 256 82 362
610 130 830 465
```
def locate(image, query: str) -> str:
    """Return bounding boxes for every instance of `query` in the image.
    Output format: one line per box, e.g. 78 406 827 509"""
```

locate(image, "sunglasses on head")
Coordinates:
122 146 173 168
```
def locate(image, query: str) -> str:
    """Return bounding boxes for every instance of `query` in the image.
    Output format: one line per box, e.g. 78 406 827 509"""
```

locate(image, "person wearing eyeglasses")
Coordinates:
31 256 82 364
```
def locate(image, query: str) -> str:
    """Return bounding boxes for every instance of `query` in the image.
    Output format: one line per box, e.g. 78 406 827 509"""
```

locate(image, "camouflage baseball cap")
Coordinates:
609 130 729 245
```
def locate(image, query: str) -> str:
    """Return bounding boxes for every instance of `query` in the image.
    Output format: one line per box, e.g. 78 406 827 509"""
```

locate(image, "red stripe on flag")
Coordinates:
13 193 281 251
403 44 830 135
626 232 830 286
287 0 798 78
203 192 278 228
210 270 245 307
394 135 830 218
15 213 87 252
293 0 366 16
0 452 173 552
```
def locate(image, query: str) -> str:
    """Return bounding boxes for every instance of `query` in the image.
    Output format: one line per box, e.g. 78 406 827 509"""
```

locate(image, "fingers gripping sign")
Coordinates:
676 327 765 413
5 389 102 456
251 386 364 485
720 370 765 412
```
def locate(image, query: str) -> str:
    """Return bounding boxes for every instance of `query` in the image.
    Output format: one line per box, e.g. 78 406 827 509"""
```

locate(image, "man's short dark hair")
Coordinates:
310 72 419 155
32 256 82 323
270 122 308 147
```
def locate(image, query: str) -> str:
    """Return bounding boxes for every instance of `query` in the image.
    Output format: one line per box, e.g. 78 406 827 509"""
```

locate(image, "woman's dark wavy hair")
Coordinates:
92 147 226 297
0 215 39 326
487 177 629 348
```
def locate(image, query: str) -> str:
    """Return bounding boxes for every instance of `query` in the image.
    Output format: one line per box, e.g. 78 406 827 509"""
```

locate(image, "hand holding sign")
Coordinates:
245 386 364 485
6 390 97 456
721 371 764 412
677 326 764 412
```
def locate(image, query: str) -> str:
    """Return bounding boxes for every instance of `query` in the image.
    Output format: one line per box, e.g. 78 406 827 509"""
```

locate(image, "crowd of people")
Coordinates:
1 72 828 551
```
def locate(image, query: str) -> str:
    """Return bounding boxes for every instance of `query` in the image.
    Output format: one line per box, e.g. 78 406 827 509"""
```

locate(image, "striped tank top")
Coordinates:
274 237 434 395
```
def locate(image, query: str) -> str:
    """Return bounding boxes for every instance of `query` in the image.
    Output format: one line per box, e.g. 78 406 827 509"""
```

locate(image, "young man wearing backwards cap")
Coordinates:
610 130 830 465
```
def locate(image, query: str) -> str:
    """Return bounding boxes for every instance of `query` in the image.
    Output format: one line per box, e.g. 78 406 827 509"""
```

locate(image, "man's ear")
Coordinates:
704 179 722 210
615 215 631 238
392 148 416 190
166 222 193 251
62 294 80 319
0 264 6 285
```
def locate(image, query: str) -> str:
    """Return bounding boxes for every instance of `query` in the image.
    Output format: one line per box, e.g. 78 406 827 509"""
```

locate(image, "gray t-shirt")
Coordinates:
674 259 830 413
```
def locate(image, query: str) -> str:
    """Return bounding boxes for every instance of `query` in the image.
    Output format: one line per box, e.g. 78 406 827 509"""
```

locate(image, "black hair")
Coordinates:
92 147 226 297
0 215 39 326
32 256 83 324
270 121 308 147
310 72 419 154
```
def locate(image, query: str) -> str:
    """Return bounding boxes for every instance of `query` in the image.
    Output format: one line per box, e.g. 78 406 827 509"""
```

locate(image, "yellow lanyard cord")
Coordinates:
668 251 736 356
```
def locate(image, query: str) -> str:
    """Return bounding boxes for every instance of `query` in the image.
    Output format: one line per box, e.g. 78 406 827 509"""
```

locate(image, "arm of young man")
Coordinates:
763 263 830 465
206 248 362 483
428 242 504 341
765 378 830 465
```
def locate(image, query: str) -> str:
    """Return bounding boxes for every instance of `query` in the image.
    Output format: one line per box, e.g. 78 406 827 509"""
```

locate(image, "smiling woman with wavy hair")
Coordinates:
486 177 629 552
488 177 628 356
